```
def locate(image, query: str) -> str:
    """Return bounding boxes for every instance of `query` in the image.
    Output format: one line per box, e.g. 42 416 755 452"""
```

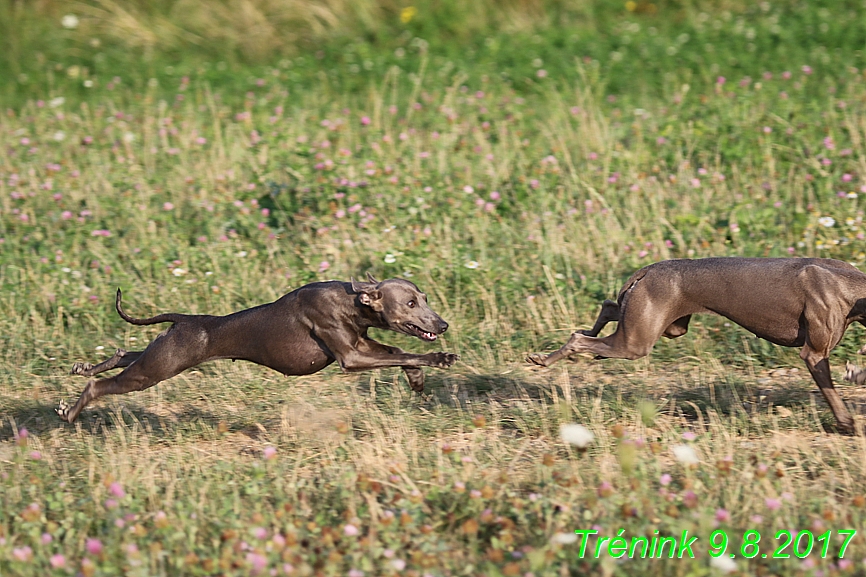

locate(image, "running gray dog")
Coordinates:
527 257 866 434
58 275 457 423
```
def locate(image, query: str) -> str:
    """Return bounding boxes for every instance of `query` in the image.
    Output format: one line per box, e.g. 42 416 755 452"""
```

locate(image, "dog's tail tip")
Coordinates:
115 288 139 324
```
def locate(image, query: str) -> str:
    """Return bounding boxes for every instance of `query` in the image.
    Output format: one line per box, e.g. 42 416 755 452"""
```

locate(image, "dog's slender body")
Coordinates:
58 276 457 423
527 257 866 434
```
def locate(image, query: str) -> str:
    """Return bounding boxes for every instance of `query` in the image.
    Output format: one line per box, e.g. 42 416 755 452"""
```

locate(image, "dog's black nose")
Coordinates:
439 320 449 333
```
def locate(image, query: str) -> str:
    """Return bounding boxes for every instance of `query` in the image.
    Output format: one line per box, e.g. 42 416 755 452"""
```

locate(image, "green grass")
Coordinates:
3 0 866 575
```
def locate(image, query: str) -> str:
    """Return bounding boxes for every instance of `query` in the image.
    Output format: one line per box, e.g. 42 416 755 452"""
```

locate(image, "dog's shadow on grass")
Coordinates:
424 367 864 435
0 400 223 441
672 376 866 434
424 372 571 408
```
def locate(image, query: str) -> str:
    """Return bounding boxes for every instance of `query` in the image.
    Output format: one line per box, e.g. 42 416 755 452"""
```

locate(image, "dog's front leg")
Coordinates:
358 339 426 392
327 336 458 373
801 347 855 434
339 349 458 371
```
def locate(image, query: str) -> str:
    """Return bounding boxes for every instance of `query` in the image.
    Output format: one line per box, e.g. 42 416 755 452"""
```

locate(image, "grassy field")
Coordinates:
3 0 866 575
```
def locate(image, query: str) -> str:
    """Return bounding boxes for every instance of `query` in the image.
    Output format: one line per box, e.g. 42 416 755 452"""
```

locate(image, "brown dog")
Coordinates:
527 257 866 434
58 275 457 423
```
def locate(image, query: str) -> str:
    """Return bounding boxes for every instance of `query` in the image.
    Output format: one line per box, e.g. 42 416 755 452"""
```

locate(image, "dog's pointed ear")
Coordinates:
366 272 379 284
350 277 363 293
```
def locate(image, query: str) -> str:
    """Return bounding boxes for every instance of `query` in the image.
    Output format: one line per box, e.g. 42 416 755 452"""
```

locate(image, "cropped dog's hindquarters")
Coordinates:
527 257 866 434
59 277 458 423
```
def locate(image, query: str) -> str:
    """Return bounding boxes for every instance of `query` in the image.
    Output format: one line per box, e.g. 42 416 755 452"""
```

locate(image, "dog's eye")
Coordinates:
407 300 416 308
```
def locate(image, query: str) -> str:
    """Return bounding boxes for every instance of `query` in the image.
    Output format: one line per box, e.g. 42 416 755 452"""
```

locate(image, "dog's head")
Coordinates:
351 274 448 341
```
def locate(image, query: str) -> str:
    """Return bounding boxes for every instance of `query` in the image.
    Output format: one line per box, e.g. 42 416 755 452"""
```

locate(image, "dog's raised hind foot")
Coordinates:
70 362 93 376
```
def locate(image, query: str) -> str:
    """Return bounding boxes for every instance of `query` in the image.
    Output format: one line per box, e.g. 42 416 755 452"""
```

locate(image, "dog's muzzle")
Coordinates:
405 319 448 341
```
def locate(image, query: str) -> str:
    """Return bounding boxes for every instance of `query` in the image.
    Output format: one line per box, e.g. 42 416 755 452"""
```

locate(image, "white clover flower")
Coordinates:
49 97 65 108
818 216 836 228
123 132 135 143
61 14 79 29
710 554 737 573
171 268 187 277
551 532 578 545
560 424 594 448
672 444 699 465
384 253 396 264
464 260 479 269
53 131 66 141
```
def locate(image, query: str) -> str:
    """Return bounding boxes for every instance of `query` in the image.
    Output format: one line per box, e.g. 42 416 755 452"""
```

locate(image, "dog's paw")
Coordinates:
836 419 857 436
525 353 548 367
70 362 93 376
404 367 425 393
845 361 866 385
430 352 459 368
55 400 71 422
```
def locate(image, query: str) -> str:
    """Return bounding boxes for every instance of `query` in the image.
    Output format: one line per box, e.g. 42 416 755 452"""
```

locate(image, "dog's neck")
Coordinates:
355 302 389 332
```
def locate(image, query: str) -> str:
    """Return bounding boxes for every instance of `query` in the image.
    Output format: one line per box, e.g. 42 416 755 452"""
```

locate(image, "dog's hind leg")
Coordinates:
58 355 198 423
527 326 658 367
71 349 143 377
579 299 620 337
58 326 210 423
527 288 676 367
57 366 160 424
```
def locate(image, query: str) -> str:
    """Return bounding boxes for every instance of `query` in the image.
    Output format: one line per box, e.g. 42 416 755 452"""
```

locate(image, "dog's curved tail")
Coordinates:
115 289 188 325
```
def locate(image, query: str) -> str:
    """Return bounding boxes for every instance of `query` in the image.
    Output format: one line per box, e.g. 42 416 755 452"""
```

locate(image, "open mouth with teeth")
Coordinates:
405 323 439 341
